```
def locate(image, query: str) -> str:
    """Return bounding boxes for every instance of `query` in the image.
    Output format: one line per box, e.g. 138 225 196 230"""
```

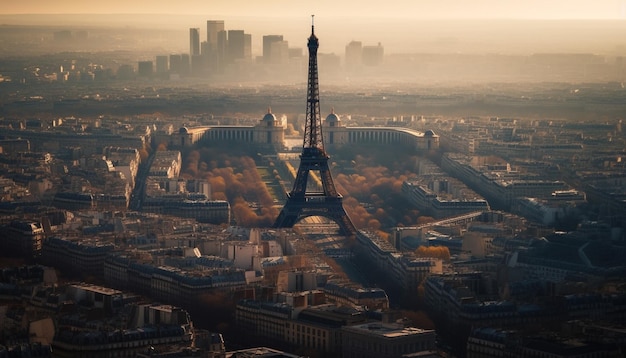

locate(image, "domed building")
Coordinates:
322 108 439 151
170 126 206 147
322 108 349 145
253 107 286 149
261 109 279 124
168 107 437 152
325 109 340 127
169 107 286 150
423 130 438 150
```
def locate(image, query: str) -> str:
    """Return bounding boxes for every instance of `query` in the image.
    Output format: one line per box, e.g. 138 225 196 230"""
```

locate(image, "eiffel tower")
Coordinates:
273 17 357 236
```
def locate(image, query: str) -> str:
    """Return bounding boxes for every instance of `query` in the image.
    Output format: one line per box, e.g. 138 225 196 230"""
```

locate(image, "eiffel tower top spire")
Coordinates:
310 14 316 39
303 14 324 154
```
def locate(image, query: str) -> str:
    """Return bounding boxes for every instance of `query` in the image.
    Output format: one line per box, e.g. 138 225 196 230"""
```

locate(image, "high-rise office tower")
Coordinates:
199 41 210 72
345 41 363 69
216 30 228 72
227 30 251 63
200 20 226 73
155 55 169 73
206 20 224 46
181 54 191 75
362 43 384 66
263 35 283 63
191 54 204 75
244 33 252 59
270 41 289 65
169 54 182 74
116 64 134 80
204 20 226 73
137 61 153 77
189 28 200 56
201 41 210 57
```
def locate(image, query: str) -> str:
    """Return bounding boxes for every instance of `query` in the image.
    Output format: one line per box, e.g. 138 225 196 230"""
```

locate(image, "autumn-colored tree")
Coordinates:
375 230 390 242
180 143 429 229
156 141 168 151
323 257 347 280
332 151 421 229
416 216 435 225
342 197 371 229
415 245 451 262
180 148 280 227
399 310 435 330
181 150 200 179
138 142 150 162
367 218 381 230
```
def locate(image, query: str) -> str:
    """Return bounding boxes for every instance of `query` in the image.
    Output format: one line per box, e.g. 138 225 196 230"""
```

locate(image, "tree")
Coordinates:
180 149 280 227
415 245 451 262
399 309 435 330
156 141 168 151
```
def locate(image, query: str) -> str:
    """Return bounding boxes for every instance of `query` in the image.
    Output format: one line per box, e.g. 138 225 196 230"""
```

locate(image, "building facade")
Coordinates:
170 110 438 154
341 322 436 358
1 220 45 259
189 28 200 56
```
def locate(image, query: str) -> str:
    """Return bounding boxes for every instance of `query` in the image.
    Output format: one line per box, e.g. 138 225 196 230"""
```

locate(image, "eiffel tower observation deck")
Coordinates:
273 17 357 236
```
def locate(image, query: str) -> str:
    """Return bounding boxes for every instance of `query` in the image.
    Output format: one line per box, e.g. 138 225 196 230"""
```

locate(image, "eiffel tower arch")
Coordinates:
273 17 357 236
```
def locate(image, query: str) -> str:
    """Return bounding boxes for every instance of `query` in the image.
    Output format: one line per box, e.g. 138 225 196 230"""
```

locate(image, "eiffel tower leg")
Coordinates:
326 201 357 236
272 196 304 228
274 196 357 236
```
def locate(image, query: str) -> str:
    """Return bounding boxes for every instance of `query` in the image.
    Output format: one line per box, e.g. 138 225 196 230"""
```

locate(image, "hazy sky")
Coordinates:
3 0 626 19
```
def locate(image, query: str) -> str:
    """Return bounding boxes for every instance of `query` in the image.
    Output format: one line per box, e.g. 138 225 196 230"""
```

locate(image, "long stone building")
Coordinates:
168 109 439 152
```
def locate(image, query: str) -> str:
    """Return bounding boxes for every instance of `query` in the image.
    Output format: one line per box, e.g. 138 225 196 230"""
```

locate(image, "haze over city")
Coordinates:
2 1 626 56
3 0 626 19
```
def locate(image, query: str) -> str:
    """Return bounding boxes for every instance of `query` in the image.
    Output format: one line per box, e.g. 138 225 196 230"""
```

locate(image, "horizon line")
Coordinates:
0 13 624 20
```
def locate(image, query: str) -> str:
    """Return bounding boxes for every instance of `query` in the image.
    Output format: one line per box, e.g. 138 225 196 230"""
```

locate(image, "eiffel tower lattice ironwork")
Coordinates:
273 17 357 236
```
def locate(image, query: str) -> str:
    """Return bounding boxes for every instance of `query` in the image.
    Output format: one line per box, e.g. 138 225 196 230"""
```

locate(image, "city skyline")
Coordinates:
2 0 626 19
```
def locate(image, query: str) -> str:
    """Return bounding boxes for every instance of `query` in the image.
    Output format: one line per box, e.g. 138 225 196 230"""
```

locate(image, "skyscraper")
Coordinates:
345 41 363 69
362 43 384 66
206 20 224 46
169 54 182 74
244 33 252 59
227 30 251 63
270 41 289 65
216 30 228 72
155 55 169 73
180 54 191 75
191 54 204 75
204 20 226 73
263 35 284 64
137 61 153 77
189 28 200 56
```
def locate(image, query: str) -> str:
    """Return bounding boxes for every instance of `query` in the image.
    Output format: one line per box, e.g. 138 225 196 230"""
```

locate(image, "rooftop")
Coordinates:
343 322 435 339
